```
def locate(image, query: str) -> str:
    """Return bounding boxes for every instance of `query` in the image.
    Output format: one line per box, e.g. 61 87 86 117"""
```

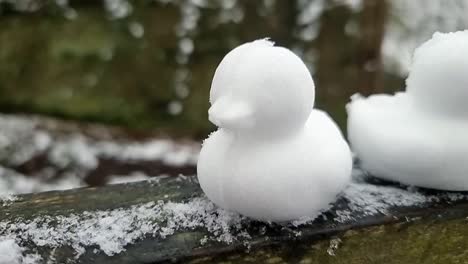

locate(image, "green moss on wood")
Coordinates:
189 217 468 264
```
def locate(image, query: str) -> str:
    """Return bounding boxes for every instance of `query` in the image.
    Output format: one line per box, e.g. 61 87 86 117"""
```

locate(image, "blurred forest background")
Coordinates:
1 0 467 138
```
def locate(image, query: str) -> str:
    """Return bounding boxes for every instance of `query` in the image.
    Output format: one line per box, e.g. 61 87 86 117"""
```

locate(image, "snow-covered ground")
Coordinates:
0 114 200 198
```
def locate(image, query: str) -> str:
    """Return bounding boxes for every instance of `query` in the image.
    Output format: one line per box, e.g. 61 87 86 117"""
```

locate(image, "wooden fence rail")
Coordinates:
1 175 468 263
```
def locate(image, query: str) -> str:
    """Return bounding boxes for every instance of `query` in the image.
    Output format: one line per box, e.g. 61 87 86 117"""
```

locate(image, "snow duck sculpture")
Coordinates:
347 31 468 191
197 39 352 222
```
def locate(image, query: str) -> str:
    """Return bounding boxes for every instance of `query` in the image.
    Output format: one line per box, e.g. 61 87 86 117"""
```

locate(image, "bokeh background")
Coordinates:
0 0 468 192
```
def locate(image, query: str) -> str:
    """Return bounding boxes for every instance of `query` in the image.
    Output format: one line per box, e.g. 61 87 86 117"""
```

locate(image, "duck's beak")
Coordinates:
208 98 253 129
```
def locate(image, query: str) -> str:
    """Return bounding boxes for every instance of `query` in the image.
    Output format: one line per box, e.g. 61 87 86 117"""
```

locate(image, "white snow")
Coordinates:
326 238 342 256
384 0 468 75
0 166 84 196
107 171 151 185
104 0 133 19
0 239 23 264
0 115 51 166
406 31 468 117
167 100 184 115
295 0 468 76
47 135 200 168
0 195 245 257
94 138 199 164
128 21 144 38
0 194 18 206
199 39 352 222
334 177 428 222
296 0 324 41
179 37 194 55
348 30 468 191
49 135 99 170
0 114 200 197
296 0 362 42
0 239 42 264
295 169 468 224
2 167 467 259
217 1 244 24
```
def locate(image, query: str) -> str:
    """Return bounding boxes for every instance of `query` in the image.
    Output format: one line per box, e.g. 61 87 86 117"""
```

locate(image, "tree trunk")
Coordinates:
356 0 388 95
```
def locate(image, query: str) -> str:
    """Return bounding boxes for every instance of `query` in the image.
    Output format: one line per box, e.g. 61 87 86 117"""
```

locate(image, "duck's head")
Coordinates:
208 39 315 138
406 30 468 118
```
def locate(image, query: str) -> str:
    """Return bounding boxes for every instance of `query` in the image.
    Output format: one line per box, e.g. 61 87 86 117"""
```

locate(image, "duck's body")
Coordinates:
348 93 468 190
197 39 352 222
198 110 351 222
348 31 468 190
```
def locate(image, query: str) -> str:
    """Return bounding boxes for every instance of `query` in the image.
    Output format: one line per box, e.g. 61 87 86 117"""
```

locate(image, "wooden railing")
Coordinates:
2 174 468 263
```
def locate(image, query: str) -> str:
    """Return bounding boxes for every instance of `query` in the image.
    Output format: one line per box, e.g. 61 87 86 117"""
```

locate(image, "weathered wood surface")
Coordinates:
2 175 468 263
1 177 201 221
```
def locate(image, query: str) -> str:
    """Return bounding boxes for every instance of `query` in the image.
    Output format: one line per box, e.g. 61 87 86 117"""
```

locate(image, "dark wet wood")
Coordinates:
2 176 468 263
1 177 201 221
